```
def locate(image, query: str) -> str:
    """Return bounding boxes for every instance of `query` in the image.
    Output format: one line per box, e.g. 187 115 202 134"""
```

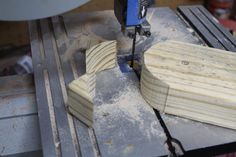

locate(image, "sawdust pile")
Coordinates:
94 69 165 139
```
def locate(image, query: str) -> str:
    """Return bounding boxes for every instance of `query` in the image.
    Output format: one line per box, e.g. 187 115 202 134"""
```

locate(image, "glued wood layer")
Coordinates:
67 41 117 127
141 40 236 130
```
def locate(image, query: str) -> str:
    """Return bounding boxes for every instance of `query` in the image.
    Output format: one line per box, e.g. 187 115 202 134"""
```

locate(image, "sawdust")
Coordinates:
162 114 189 125
94 73 165 140
95 87 147 122
162 114 211 129
116 33 132 53
111 66 127 81
63 33 106 62
122 144 134 155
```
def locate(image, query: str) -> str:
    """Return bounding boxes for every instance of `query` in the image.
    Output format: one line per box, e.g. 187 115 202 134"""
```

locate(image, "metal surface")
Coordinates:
0 94 36 119
163 115 236 155
61 7 236 155
154 109 184 157
29 8 199 157
0 75 41 157
29 9 171 156
114 0 148 26
51 16 96 157
29 20 79 157
62 8 199 56
178 5 236 52
0 74 34 97
0 0 90 21
0 115 40 156
114 0 151 40
29 7 236 157
93 68 167 157
29 21 59 157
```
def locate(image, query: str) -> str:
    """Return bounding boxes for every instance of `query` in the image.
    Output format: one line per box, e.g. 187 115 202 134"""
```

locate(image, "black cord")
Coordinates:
153 108 178 157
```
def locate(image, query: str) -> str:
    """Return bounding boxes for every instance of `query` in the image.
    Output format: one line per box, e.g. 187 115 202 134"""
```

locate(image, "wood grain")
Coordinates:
67 41 117 127
141 40 236 130
67 73 95 127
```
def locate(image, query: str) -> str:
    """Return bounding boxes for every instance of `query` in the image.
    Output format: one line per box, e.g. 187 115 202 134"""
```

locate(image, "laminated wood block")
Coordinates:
141 40 236 130
67 41 117 127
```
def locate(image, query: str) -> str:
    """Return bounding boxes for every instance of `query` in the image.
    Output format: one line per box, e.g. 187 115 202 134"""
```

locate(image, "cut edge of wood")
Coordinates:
67 40 117 127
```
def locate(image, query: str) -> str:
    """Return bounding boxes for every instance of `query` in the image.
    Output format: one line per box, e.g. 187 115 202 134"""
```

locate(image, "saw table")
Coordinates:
28 6 236 157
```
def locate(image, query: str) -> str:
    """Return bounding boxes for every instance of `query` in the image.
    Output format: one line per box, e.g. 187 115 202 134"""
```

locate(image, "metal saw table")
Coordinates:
29 6 236 157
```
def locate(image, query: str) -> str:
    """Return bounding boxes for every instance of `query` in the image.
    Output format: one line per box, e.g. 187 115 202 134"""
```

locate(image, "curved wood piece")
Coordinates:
67 41 117 127
86 40 117 73
141 40 236 130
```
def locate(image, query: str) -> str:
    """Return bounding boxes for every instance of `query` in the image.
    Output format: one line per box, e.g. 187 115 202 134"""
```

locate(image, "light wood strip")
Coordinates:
67 90 94 110
68 97 93 121
69 107 93 127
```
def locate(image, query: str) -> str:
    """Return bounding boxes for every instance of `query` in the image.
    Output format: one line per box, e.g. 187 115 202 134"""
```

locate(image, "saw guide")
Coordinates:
67 40 117 127
141 40 236 130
